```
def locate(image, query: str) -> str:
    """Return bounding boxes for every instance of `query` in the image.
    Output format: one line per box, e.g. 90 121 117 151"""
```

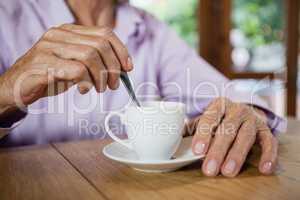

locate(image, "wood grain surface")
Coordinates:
0 145 104 200
0 119 299 200
53 119 300 200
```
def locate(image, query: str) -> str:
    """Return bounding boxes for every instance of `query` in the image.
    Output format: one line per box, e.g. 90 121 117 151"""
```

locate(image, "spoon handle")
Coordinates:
120 71 141 107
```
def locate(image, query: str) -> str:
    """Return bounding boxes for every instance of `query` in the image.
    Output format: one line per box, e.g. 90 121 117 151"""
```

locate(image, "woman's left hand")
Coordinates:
185 97 278 177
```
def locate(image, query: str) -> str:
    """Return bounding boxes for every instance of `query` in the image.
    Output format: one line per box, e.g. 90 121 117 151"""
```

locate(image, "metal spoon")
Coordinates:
120 71 141 107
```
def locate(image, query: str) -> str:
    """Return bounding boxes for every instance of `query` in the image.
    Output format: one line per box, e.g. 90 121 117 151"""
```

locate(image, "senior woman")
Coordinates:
0 0 283 177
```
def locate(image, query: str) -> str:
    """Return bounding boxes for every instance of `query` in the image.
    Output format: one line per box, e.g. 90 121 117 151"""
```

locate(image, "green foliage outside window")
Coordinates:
233 0 284 49
131 0 284 50
131 0 198 47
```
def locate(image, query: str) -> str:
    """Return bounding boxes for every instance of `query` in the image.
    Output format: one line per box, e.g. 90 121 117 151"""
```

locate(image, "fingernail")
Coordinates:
224 160 236 174
113 80 120 90
262 162 272 173
206 159 217 175
127 57 133 70
194 142 205 155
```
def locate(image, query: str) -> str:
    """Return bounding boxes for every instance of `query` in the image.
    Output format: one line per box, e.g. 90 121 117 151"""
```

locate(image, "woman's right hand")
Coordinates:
0 24 132 112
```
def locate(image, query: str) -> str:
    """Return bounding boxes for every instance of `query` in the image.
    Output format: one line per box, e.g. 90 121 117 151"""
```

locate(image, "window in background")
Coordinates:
230 0 286 117
231 0 285 72
130 0 198 48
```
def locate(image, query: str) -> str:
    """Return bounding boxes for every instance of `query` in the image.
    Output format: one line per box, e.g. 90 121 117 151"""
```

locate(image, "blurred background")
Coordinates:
130 0 299 118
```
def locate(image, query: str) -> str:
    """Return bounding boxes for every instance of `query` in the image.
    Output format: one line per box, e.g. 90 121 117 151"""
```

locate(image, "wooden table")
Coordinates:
0 118 299 200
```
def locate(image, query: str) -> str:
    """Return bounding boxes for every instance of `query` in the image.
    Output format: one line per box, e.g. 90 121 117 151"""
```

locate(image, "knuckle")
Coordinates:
241 105 251 118
240 104 253 117
248 114 257 123
238 104 247 112
216 121 236 140
196 118 216 134
241 120 257 137
216 97 231 108
86 47 98 59
254 112 268 127
99 27 113 36
242 114 255 127
228 103 250 122
257 121 270 133
201 111 219 123
43 27 61 39
207 98 219 108
35 40 50 50
203 109 218 121
205 97 229 116
30 51 49 64
96 39 111 52
221 117 235 127
217 97 229 104
59 23 72 29
80 46 98 60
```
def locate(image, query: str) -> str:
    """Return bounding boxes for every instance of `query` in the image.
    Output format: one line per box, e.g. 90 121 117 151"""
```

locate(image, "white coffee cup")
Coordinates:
104 101 186 161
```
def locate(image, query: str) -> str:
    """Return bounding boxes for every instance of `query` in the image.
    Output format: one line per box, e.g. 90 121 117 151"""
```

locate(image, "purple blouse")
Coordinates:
0 0 285 146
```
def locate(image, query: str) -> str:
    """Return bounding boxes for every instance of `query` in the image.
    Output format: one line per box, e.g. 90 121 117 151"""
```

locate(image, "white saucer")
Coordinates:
102 137 204 173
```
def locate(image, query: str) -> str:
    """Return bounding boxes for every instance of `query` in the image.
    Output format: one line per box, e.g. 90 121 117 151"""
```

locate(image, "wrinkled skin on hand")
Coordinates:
0 24 133 112
184 98 278 177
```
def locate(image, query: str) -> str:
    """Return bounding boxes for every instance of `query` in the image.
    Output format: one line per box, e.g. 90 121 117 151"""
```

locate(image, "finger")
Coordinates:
47 81 74 97
221 117 257 177
77 75 93 94
31 52 90 91
43 27 121 90
36 40 107 92
257 124 278 175
51 49 93 95
16 51 89 104
19 73 49 105
57 25 124 89
192 98 229 156
51 58 91 95
106 32 133 71
202 103 249 176
59 24 132 71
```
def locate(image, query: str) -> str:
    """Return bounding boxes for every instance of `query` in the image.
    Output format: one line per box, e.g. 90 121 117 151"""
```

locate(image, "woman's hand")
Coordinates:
0 24 132 112
186 97 278 177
